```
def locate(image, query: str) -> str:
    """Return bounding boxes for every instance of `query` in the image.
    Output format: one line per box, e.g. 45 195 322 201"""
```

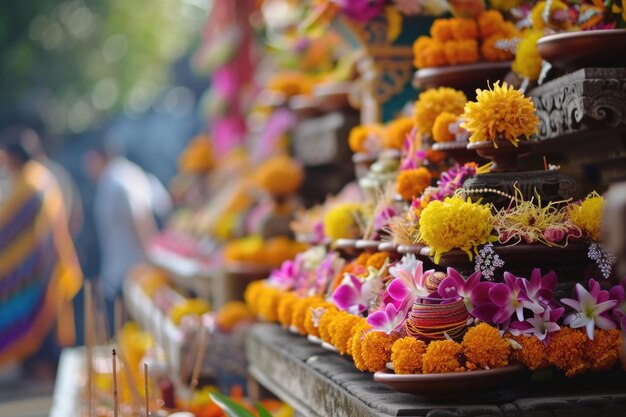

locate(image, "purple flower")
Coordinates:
314 253 338 295
518 269 558 311
335 0 385 22
373 206 396 236
561 282 617 340
437 268 494 312
367 302 407 334
332 273 382 315
387 256 434 303
509 307 564 342
476 273 544 327
268 259 302 290
609 277 626 330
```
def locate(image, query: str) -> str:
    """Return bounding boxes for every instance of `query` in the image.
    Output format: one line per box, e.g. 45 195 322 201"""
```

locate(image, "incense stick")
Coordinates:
84 281 94 417
187 328 209 407
144 363 150 417
112 349 119 417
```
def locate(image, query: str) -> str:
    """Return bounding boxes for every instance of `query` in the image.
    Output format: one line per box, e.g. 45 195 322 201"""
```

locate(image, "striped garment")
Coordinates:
0 160 83 365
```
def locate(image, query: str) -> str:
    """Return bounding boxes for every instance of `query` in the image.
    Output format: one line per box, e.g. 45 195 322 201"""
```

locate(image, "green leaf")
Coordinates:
256 403 273 417
209 392 256 417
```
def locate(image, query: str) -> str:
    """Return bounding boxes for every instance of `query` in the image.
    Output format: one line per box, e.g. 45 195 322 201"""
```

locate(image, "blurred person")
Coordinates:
0 136 83 381
83 138 172 306
18 126 84 237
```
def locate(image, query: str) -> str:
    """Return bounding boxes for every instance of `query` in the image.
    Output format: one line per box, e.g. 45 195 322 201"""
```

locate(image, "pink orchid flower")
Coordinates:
509 307 564 342
609 277 626 330
486 273 544 325
387 255 434 304
520 268 558 308
437 268 494 312
561 283 617 340
268 258 302 291
332 273 382 315
367 302 408 334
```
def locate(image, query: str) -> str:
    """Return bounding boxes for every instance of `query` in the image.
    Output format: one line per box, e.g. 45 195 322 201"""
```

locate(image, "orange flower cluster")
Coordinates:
507 333 549 371
349 124 385 154
362 331 399 372
397 168 433 201
383 117 415 150
215 301 254 332
413 10 519 69
391 337 426 374
422 340 465 373
462 323 511 370
223 236 308 267
266 71 315 97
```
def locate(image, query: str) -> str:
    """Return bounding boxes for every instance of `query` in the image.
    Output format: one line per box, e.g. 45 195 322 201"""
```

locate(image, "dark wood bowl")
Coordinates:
414 61 512 97
537 29 626 71
431 141 482 165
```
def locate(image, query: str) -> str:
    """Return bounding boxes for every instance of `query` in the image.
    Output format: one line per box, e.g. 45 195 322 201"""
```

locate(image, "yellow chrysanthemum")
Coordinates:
419 195 496 264
461 81 539 146
414 87 467 135
422 340 465 373
512 30 543 81
323 203 363 241
361 330 399 372
384 117 415 150
507 333 549 371
530 0 571 31
432 112 459 143
349 124 385 154
462 323 511 370
391 337 426 374
567 192 604 241
396 167 432 201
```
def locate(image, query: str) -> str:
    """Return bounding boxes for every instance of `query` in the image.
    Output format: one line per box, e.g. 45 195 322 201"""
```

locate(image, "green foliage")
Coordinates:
0 0 207 134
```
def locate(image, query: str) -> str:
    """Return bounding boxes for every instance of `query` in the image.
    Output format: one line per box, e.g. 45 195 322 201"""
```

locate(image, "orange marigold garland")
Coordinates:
244 280 265 315
508 334 549 371
462 323 511 370
331 313 362 354
477 10 506 39
351 321 374 371
396 167 432 201
444 40 480 65
430 19 454 42
422 340 465 373
481 35 515 62
546 327 588 377
361 330 399 373
305 300 335 338
291 297 320 335
391 337 427 374
346 317 368 357
257 285 281 322
318 307 340 343
277 292 299 327
432 112 459 143
450 18 479 40
384 117 415 150
585 329 621 372
365 252 389 271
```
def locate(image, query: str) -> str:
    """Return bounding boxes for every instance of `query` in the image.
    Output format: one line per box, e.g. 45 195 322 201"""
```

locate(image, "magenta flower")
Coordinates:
561 283 617 340
437 268 494 312
268 258 302 290
519 269 558 310
367 302 408 334
335 0 385 21
609 277 626 330
481 273 544 326
373 206 396 237
387 256 434 303
509 307 564 342
332 273 382 315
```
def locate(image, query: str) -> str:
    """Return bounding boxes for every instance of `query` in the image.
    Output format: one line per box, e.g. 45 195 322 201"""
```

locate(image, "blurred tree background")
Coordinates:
0 0 210 145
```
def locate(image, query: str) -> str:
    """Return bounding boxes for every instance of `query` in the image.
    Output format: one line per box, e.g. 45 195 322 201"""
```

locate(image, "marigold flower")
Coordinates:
547 327 588 377
481 35 515 62
365 252 389 270
255 155 303 197
319 307 340 343
426 149 445 165
349 124 385 154
323 203 363 241
413 36 433 68
462 323 511 370
567 192 604 241
419 195 496 264
244 280 266 315
331 313 362 354
422 340 465 373
396 167 432 201
277 292 299 327
414 87 467 135
361 330 399 372
489 0 524 12
507 333 549 371
424 40 448 68
355 252 372 266
391 337 426 374
444 39 480 65
461 81 539 146
450 18 479 40
291 297 321 335
430 19 454 42
257 286 282 322
267 71 314 97
432 112 459 143
351 321 374 371
346 317 368 356
477 10 506 39
384 117 415 150
178 134 214 174
216 301 254 332
512 30 543 81
585 329 621 372
305 300 335 338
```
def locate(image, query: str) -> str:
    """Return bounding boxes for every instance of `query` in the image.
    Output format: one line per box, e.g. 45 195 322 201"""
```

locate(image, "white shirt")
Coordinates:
94 157 171 299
